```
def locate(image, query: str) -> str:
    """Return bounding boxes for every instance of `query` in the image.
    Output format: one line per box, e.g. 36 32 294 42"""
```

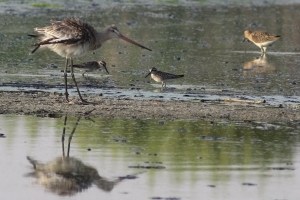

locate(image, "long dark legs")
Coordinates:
70 58 86 103
64 58 69 101
62 115 67 158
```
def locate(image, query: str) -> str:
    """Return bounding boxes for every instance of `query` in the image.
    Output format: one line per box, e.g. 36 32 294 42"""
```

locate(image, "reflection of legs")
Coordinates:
161 82 166 90
67 116 81 157
62 116 68 158
64 58 69 102
70 58 86 103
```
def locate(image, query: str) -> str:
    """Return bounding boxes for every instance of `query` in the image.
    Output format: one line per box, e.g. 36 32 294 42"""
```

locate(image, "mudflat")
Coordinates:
0 91 299 123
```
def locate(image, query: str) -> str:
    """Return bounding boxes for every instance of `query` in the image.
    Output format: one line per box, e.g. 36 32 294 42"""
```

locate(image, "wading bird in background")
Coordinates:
30 17 152 103
72 60 109 76
243 30 280 55
145 67 184 89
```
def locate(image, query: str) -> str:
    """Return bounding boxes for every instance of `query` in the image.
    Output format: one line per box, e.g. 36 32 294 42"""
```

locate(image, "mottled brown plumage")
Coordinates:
244 30 280 54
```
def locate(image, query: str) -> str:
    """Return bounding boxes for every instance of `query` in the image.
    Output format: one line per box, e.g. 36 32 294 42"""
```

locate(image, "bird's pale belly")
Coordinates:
151 74 163 83
49 43 90 58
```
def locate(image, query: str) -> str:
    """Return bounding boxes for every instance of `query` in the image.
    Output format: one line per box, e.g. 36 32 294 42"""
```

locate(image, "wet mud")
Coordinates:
0 90 299 123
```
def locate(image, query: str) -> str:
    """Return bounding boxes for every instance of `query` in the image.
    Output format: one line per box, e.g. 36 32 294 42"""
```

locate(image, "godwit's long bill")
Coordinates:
30 17 152 103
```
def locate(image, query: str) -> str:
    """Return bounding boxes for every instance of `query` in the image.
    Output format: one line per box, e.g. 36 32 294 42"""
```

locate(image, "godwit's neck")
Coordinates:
95 31 111 49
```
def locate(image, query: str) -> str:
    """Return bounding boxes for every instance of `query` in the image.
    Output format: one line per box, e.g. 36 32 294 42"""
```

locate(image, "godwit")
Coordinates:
72 60 109 76
243 30 280 54
145 67 184 89
30 17 152 102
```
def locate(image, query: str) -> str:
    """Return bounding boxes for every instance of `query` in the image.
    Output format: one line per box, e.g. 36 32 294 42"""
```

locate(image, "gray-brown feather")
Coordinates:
33 18 97 51
154 71 184 80
250 31 280 43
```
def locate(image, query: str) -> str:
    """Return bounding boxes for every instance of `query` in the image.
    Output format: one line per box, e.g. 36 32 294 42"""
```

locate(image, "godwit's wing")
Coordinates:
32 18 97 53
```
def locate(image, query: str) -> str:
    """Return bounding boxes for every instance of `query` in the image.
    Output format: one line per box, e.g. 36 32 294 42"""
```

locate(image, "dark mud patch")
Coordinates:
242 182 257 186
151 197 181 200
128 165 166 169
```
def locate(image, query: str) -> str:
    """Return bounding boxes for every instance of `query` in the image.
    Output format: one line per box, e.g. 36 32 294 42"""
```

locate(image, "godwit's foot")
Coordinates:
66 98 89 105
64 92 69 102
80 99 89 105
77 95 89 104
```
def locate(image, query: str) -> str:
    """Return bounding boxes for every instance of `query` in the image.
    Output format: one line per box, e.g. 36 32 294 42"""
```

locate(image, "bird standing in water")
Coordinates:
72 60 109 76
30 17 152 103
243 30 280 55
145 67 184 89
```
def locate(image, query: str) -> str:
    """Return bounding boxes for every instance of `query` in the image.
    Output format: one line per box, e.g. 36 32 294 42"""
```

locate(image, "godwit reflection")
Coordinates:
27 116 125 196
243 54 276 75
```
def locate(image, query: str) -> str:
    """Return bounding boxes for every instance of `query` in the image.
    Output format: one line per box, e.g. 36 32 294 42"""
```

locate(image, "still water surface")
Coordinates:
0 115 299 199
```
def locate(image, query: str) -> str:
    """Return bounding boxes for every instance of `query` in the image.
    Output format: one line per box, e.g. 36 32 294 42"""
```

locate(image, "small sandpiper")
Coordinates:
243 30 280 54
145 67 184 89
72 60 109 76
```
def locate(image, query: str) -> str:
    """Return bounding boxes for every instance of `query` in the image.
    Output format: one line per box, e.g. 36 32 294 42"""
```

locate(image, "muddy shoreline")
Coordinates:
0 90 299 123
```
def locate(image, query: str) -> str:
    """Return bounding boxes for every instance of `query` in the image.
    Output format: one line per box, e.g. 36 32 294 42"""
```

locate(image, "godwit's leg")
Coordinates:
70 58 86 103
64 58 69 102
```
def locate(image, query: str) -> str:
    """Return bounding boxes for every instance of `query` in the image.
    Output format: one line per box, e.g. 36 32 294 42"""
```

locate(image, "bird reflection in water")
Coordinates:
27 116 127 196
243 54 275 75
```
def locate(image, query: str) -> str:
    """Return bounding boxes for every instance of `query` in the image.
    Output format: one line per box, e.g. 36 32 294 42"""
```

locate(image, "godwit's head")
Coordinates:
145 67 157 78
97 60 109 74
105 25 152 51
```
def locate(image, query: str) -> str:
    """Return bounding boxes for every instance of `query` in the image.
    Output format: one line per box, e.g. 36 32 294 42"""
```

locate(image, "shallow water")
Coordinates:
1 1 300 105
1 2 300 199
0 115 300 199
